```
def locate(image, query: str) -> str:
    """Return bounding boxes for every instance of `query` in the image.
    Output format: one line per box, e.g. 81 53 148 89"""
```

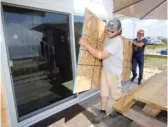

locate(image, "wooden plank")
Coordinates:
130 71 166 127
124 108 166 127
131 105 162 127
133 73 167 111
112 85 143 113
142 105 161 117
113 72 164 113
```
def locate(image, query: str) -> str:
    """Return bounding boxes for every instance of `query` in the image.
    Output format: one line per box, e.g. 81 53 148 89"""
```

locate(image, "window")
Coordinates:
3 5 74 118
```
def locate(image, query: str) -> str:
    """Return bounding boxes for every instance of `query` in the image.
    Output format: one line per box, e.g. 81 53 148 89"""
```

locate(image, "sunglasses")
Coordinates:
107 30 115 33
137 32 144 35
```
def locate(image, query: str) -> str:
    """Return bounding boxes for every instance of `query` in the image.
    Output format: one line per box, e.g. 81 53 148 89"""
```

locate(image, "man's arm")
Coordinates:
132 41 144 47
84 43 111 59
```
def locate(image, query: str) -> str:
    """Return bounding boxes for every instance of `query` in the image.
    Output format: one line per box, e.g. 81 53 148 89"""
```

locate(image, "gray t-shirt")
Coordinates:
103 36 123 76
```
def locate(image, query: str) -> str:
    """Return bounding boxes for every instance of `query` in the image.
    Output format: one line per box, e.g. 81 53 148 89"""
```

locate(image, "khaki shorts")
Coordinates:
100 70 122 100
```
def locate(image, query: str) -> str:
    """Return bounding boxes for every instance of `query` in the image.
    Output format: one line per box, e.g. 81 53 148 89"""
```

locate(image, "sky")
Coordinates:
121 19 168 39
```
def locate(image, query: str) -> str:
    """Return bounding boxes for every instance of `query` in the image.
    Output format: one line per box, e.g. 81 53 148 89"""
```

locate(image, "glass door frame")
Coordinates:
1 2 79 126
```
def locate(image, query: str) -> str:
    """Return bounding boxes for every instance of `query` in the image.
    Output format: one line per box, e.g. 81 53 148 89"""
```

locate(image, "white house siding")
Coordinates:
1 0 74 13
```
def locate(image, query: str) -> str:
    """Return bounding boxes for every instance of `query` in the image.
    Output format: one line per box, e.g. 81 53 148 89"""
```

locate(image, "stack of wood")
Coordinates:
113 69 167 127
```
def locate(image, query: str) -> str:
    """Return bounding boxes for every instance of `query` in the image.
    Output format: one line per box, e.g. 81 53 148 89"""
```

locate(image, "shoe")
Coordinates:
109 111 121 118
131 77 136 82
138 79 142 85
92 110 107 124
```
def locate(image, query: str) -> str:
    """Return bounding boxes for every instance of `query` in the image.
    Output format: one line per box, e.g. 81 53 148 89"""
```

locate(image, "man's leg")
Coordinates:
138 56 144 85
131 56 138 81
108 73 122 118
92 71 109 124
101 97 108 111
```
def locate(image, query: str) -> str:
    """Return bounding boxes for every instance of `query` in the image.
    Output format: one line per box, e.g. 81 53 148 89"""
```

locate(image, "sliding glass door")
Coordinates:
2 5 74 118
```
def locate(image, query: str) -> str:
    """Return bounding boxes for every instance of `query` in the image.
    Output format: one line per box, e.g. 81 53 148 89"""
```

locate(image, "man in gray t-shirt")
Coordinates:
103 37 123 76
79 19 123 123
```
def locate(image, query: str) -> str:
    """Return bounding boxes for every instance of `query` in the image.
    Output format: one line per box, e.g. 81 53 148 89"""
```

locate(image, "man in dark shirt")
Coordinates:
131 30 148 85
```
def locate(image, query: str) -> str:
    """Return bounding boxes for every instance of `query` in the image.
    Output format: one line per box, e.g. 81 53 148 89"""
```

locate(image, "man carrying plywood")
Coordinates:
78 19 124 123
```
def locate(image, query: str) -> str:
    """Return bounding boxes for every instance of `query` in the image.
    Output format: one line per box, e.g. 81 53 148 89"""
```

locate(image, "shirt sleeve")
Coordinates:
143 38 148 45
104 39 119 55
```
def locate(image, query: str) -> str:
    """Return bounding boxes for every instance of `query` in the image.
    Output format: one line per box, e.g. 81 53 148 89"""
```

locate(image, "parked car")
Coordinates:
160 49 168 55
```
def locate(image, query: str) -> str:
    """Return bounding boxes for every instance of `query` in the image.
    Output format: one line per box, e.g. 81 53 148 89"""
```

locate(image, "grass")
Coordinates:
146 44 167 49
144 55 167 70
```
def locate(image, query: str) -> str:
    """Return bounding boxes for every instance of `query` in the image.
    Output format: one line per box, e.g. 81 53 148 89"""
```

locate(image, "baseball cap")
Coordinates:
105 19 121 32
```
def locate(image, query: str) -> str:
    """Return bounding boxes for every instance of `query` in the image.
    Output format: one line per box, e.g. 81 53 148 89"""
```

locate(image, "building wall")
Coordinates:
1 0 74 13
74 0 113 18
1 0 113 18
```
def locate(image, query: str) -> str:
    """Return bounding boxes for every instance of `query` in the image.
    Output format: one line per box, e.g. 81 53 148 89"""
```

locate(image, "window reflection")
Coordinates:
74 15 84 61
3 5 74 118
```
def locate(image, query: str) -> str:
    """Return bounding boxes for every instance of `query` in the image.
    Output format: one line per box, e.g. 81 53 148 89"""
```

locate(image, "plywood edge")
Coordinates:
73 76 92 93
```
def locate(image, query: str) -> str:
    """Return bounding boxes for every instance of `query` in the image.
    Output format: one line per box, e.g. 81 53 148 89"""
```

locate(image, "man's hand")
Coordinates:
78 37 111 60
78 38 86 47
132 41 144 47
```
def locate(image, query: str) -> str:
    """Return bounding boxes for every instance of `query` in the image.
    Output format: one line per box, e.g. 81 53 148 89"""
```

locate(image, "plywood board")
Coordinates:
79 50 95 65
73 9 105 93
121 36 132 81
92 66 102 89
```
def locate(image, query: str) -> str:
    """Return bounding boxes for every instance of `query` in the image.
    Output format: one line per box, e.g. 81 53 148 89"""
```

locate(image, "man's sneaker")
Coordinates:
109 111 121 118
92 110 107 124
